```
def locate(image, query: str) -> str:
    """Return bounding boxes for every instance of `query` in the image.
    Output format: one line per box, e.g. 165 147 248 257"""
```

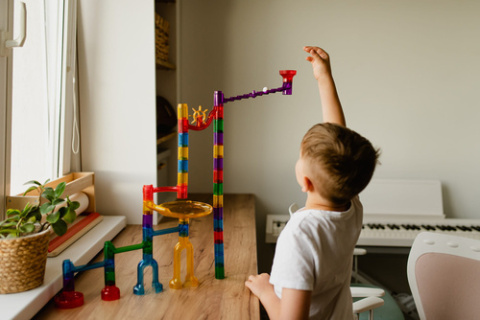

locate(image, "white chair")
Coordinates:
407 232 480 320
288 203 385 319
353 295 385 320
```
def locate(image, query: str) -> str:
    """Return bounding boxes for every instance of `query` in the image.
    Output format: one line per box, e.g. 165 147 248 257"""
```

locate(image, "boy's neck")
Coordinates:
304 193 350 212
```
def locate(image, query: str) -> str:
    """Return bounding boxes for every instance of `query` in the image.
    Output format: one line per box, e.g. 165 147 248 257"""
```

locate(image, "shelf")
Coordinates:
156 60 176 70
157 130 177 145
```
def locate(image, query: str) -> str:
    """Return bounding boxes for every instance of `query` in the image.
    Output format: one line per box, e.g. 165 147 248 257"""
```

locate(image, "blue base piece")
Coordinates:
133 283 145 295
153 282 163 293
133 281 163 295
134 254 163 295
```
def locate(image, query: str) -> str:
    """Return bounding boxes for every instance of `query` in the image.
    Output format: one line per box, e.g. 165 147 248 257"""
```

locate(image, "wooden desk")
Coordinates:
34 194 259 320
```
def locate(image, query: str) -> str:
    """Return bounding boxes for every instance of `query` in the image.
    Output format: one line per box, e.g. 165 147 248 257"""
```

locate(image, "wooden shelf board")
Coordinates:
157 131 176 145
156 60 176 70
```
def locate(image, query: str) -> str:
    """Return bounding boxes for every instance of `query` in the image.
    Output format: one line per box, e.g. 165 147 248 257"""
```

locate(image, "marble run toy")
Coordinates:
54 70 295 308
55 187 213 309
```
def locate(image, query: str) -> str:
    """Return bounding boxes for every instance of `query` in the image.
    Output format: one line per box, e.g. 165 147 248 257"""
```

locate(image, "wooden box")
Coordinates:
6 172 96 213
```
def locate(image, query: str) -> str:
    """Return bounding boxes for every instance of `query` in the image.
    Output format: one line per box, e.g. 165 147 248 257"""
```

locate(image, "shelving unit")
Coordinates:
155 0 178 215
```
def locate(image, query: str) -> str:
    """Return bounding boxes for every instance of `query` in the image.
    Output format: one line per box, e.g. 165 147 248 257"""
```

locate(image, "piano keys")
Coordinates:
358 219 480 247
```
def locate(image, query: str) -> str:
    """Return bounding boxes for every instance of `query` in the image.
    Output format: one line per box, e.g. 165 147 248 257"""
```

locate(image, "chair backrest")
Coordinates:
407 232 480 320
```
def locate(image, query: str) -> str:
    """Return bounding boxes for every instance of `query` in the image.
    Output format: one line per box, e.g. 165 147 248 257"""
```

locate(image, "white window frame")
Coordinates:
60 0 80 177
1 0 14 220
1 0 79 219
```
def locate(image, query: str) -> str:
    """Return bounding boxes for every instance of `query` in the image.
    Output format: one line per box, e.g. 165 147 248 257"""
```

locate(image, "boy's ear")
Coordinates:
302 176 314 193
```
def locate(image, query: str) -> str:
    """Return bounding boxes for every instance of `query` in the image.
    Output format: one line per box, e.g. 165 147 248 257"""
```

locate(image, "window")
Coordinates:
1 0 79 218
0 0 11 219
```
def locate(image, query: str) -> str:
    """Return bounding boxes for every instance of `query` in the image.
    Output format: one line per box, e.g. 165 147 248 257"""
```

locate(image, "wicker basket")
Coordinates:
0 228 51 294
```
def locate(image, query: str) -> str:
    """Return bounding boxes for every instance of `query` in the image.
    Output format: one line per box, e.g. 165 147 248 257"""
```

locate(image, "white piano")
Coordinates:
358 179 480 247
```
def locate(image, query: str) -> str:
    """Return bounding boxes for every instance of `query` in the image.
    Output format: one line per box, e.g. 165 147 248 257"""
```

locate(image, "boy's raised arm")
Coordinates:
304 46 346 127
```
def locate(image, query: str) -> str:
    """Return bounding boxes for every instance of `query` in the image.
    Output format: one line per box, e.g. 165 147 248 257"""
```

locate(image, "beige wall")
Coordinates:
178 0 480 270
78 0 157 224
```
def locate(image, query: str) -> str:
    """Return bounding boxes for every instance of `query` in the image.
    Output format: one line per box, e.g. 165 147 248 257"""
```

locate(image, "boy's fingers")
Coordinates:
314 48 329 60
304 46 320 58
304 46 329 60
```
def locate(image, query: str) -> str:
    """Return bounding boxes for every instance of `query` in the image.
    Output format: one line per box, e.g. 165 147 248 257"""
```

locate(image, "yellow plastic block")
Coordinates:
178 146 189 159
214 145 224 158
177 172 188 185
178 103 189 119
213 195 223 208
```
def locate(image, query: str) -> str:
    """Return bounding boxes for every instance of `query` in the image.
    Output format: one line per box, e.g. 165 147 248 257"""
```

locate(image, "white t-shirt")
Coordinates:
269 196 363 319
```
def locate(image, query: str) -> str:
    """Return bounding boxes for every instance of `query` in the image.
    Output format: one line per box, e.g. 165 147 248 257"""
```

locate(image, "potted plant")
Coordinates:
0 180 80 294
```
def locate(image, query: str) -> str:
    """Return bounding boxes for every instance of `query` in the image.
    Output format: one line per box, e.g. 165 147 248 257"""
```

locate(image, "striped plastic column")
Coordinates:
213 91 225 279
177 104 189 199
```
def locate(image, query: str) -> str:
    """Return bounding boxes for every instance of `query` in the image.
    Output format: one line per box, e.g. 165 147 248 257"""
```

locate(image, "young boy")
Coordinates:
245 46 380 319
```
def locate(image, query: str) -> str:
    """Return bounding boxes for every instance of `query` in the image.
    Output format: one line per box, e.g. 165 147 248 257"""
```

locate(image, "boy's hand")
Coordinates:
303 46 332 82
304 46 346 126
245 273 273 300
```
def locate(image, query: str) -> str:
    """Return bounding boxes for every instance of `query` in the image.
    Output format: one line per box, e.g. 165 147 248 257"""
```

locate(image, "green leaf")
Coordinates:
19 223 35 234
52 198 65 206
23 186 39 196
22 202 33 212
26 207 42 220
0 227 19 233
54 182 66 198
69 200 80 211
19 204 33 218
3 215 20 223
6 232 20 238
6 209 21 217
51 219 67 236
1 228 17 234
2 215 18 222
0 221 18 227
46 210 60 224
42 188 55 202
58 206 68 218
63 208 77 224
32 210 42 222
40 203 56 214
24 180 42 186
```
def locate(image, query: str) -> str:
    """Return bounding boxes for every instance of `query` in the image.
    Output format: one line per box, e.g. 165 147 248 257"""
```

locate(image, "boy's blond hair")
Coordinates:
301 123 380 205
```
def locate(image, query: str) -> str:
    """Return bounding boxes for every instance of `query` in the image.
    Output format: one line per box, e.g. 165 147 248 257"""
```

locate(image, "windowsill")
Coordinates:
0 215 127 320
